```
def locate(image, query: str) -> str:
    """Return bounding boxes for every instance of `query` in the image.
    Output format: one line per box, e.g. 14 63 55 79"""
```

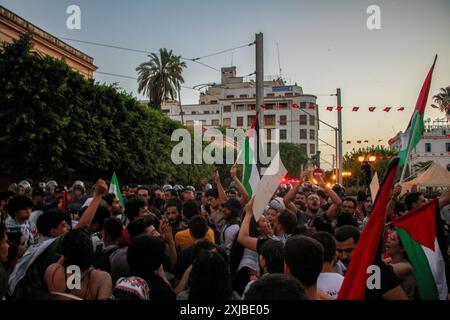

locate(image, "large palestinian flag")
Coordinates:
393 199 450 300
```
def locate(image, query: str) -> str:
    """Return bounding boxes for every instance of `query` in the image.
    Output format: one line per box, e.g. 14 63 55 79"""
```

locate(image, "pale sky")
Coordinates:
2 0 449 169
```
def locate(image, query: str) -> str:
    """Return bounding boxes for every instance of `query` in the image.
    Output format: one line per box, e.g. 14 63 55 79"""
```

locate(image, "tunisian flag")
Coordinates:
337 157 399 300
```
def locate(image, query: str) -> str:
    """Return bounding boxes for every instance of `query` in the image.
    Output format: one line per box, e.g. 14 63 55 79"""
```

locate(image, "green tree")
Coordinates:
279 142 308 178
431 86 450 114
136 48 186 109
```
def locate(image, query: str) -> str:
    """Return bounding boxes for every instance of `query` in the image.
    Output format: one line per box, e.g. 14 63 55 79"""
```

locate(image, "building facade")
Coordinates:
389 123 450 174
0 5 96 78
163 67 319 157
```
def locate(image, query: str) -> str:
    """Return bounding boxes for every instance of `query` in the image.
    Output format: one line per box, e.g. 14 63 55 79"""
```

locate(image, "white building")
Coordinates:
389 123 450 175
162 66 319 157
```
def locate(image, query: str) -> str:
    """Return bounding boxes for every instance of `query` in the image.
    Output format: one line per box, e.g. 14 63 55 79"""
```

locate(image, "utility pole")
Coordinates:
255 33 264 170
337 88 343 185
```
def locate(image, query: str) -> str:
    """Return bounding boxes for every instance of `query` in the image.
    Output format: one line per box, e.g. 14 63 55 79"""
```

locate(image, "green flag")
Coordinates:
109 172 124 206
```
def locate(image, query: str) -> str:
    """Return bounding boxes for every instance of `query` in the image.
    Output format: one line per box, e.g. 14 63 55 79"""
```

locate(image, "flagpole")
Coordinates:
399 115 420 183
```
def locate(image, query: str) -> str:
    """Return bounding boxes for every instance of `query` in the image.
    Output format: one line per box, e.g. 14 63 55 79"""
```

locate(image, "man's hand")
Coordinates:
230 165 237 179
95 179 108 197
159 216 174 243
245 197 255 216
214 170 220 185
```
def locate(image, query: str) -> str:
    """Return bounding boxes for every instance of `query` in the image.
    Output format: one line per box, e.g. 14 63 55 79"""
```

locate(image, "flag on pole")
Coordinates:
242 113 261 196
398 107 405 111
336 106 343 111
109 172 124 206
399 55 437 166
369 107 376 112
59 190 70 212
338 158 400 300
392 199 449 300
327 106 333 111
352 107 359 112
383 107 392 112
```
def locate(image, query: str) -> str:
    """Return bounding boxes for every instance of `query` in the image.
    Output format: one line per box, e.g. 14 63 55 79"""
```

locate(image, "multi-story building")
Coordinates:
163 67 319 157
0 5 97 78
389 122 450 174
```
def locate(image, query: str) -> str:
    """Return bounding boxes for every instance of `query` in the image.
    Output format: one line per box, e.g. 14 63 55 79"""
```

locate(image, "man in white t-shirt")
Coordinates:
312 231 344 299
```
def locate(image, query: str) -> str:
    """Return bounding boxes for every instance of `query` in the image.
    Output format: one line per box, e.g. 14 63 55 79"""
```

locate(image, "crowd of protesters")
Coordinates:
0 167 449 301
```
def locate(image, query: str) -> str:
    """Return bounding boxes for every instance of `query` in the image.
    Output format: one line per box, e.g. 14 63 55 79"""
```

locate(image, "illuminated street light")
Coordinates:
358 156 365 162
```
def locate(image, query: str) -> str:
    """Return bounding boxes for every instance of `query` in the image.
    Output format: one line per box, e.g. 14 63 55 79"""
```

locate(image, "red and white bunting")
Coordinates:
383 107 391 112
352 107 359 112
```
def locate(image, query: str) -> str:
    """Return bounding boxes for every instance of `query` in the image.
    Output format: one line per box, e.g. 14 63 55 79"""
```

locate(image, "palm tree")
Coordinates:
136 48 187 116
431 86 450 115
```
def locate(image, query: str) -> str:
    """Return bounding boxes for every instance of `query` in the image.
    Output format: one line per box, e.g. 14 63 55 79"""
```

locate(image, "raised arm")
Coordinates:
214 170 227 204
237 197 257 251
317 176 342 218
386 184 402 221
230 164 249 204
75 179 107 230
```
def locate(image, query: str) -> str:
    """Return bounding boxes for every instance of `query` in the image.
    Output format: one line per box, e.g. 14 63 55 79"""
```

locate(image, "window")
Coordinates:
247 104 256 110
235 104 245 111
310 129 315 140
226 95 234 99
266 129 272 140
267 93 275 97
446 143 450 152
309 115 315 126
300 129 307 139
204 110 210 114
310 144 315 155
425 143 432 152
200 120 206 126
300 144 307 153
300 115 307 125
239 94 248 98
278 103 288 109
248 115 255 126
223 105 232 113
285 92 293 97
223 118 231 128
265 104 274 110
186 120 194 127
212 119 220 126
236 117 244 127
280 129 287 140
264 115 276 126
210 100 218 104
300 102 307 109
280 115 287 125
191 111 197 115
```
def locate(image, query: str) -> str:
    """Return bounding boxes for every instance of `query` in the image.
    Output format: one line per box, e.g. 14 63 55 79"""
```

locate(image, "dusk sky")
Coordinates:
2 0 449 168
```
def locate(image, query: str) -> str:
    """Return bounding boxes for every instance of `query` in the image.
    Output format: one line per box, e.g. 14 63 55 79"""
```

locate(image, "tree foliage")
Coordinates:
0 33 212 184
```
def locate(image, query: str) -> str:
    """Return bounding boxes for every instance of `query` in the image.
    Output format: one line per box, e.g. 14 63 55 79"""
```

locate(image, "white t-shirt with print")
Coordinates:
317 272 344 300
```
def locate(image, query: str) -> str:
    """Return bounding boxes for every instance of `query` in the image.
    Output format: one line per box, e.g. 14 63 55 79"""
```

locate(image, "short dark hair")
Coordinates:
182 200 200 220
103 218 123 241
92 206 111 232
188 215 208 240
284 235 323 288
165 198 182 212
205 188 219 199
312 231 336 263
357 191 367 203
334 225 361 244
312 216 333 234
404 192 422 211
244 274 308 300
102 193 115 207
189 252 233 300
342 197 357 208
36 209 71 237
127 234 166 274
124 196 146 221
6 195 33 218
192 240 217 262
127 215 159 240
137 186 150 193
277 211 298 235
62 229 94 271
260 239 285 273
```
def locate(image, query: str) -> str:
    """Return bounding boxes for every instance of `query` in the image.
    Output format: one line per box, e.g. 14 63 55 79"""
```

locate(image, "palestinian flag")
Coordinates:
392 199 449 300
242 112 261 196
338 157 399 300
109 172 125 206
399 55 437 166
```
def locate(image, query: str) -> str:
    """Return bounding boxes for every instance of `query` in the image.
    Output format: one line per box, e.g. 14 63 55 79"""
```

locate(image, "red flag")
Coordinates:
308 103 316 110
292 103 300 109
383 107 391 112
369 107 376 112
397 107 405 111
326 106 333 111
346 141 351 144
357 140 362 144
336 106 343 111
59 190 71 212
352 107 359 112
338 157 400 300
260 104 266 109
